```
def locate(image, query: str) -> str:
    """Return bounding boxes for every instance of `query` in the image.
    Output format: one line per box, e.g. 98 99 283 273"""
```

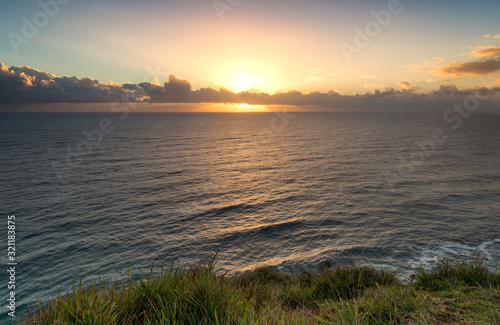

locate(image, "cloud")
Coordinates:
1 62 499 113
413 35 500 78
9 65 56 81
0 62 146 103
411 57 446 72
397 81 411 90
306 76 326 82
307 67 342 82
427 45 500 77
153 75 192 101
363 83 385 91
435 59 500 76
469 46 500 58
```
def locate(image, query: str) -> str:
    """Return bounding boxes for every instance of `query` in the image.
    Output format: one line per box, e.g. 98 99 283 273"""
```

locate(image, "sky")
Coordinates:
0 0 500 111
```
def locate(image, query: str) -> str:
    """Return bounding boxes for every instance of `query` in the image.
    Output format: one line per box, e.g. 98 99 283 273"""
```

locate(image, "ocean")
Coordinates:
1 111 499 321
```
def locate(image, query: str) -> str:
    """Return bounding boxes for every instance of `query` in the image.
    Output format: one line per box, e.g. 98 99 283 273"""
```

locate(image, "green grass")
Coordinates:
414 256 500 291
20 255 500 324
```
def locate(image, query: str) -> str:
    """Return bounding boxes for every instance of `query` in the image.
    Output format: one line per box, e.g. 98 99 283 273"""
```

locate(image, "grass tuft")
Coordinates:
415 255 500 291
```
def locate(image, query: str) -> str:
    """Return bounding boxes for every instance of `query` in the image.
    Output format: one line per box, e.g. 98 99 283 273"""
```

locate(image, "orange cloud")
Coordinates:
411 57 446 72
432 46 500 76
469 46 500 58
435 59 500 76
415 42 500 77
397 81 410 90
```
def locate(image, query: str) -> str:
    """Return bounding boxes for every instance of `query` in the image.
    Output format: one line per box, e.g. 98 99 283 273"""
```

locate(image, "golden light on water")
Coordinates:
231 104 269 112
20 103 305 113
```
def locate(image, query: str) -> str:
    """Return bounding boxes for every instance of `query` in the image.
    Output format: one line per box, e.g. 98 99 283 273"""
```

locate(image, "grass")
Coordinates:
18 255 500 324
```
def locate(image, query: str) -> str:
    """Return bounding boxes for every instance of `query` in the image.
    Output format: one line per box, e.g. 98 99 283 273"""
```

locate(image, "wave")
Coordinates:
411 236 500 271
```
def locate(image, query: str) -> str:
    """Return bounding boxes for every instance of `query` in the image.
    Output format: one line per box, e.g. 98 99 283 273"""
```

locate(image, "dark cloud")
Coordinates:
163 75 192 99
0 62 146 103
9 65 55 81
1 62 499 112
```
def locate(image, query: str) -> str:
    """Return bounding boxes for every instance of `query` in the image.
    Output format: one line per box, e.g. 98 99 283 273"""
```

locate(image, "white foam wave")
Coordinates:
411 236 500 271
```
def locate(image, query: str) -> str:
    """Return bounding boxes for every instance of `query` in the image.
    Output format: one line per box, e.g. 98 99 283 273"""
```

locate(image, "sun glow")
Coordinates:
211 59 280 93
231 75 254 92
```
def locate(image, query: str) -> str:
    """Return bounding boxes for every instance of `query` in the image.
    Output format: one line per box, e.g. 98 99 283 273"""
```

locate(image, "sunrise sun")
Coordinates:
231 74 254 92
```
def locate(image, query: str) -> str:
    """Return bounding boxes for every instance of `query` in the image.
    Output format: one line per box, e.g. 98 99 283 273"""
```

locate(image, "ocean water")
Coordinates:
1 111 499 321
